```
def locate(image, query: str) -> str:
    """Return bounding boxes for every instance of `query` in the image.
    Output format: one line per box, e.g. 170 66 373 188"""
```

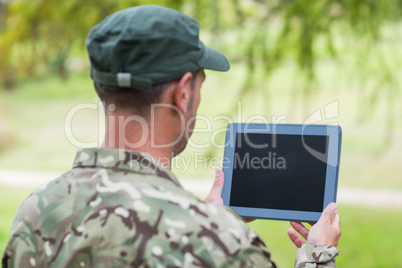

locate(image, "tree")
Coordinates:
0 0 400 140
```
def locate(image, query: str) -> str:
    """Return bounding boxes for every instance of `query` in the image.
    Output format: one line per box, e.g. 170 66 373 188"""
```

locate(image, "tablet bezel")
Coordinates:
221 123 342 222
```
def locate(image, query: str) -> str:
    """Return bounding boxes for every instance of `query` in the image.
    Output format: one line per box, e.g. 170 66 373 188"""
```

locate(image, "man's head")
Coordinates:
85 5 229 154
93 70 199 116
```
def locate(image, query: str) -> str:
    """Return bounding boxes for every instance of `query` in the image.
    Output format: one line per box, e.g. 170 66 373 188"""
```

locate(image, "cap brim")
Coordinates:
199 42 230 72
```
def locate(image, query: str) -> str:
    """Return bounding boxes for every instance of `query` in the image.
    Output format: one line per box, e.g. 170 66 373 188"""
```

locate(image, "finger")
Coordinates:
287 228 306 248
308 222 315 227
332 213 341 245
320 202 338 224
290 221 309 240
332 212 341 229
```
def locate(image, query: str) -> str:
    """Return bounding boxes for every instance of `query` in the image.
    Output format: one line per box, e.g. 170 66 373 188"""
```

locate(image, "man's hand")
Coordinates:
287 202 341 248
204 169 224 205
204 170 255 223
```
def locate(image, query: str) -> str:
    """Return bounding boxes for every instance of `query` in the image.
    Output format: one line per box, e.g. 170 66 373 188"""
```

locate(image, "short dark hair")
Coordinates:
95 70 199 115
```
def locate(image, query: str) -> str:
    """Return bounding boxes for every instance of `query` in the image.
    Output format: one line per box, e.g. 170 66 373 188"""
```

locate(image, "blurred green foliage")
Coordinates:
0 0 183 85
1 0 400 144
0 0 401 82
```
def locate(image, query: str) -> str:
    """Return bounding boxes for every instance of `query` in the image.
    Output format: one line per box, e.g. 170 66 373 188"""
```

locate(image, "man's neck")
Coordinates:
102 113 175 169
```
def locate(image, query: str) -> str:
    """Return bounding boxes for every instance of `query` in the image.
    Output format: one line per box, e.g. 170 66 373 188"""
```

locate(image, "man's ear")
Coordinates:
172 72 193 114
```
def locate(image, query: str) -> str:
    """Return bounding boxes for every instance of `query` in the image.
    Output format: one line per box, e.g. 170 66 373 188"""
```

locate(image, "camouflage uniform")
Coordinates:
2 148 339 267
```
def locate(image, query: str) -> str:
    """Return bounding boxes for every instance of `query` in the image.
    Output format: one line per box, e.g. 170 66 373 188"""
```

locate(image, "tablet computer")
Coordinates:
221 123 342 222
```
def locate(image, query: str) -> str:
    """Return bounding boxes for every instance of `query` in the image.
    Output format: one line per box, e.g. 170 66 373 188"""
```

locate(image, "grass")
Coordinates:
248 204 402 267
1 184 401 267
0 185 34 253
0 73 98 171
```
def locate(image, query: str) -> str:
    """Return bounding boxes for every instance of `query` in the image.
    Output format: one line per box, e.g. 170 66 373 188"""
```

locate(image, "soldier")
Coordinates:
2 5 341 268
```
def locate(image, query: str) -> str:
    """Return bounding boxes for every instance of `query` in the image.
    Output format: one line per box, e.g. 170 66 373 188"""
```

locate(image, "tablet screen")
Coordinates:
229 133 329 212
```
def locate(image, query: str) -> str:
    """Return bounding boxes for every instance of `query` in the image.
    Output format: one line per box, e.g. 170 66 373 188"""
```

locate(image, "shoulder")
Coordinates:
4 167 273 267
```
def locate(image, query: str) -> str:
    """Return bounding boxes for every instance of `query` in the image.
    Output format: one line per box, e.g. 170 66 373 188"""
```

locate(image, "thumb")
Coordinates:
204 169 224 205
320 203 338 223
211 169 224 197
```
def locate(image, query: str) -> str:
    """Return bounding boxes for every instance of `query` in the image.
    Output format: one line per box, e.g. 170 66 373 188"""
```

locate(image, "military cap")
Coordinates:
86 5 230 91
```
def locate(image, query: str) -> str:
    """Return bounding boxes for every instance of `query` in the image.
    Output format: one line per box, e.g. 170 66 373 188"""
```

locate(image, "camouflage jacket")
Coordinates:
2 148 339 267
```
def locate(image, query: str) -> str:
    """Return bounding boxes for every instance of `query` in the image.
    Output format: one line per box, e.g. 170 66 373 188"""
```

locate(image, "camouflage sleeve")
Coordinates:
294 244 340 268
222 228 278 268
219 207 277 267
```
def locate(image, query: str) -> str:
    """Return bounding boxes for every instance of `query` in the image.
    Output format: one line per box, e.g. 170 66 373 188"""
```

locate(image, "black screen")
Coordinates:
230 133 329 212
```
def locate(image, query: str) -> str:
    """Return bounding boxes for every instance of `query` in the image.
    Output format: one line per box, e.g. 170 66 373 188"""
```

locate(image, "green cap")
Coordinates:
86 5 230 91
